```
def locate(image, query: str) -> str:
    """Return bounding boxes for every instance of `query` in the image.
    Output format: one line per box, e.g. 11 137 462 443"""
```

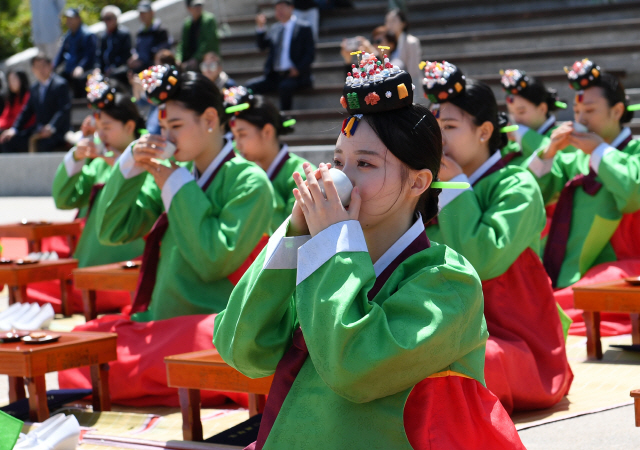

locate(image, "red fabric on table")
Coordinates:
58 313 248 407
483 248 573 414
404 376 525 450
554 259 640 336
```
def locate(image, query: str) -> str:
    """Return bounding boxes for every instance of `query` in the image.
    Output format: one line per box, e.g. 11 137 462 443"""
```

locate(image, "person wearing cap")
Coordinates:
95 5 132 85
30 0 66 59
247 0 315 111
129 1 173 73
53 8 97 98
176 0 220 70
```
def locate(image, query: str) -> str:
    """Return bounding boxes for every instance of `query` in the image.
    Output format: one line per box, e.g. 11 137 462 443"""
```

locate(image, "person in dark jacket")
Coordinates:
247 0 315 111
0 53 71 152
95 5 132 86
53 8 97 98
128 1 172 73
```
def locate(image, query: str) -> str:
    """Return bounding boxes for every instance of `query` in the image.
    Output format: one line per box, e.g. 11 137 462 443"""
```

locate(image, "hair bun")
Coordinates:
422 60 466 104
139 64 181 105
566 58 601 91
86 72 117 110
341 51 414 115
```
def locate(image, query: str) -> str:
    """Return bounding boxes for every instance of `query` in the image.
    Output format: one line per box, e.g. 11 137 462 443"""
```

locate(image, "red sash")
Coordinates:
543 134 633 287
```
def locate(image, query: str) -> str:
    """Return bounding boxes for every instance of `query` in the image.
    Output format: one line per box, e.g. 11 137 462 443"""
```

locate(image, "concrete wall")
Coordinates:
0 145 334 196
0 0 258 76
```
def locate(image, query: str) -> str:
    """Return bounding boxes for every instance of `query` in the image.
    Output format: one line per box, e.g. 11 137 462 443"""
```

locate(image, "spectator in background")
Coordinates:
0 71 34 135
96 6 132 86
385 8 421 99
294 0 319 42
200 52 236 90
247 0 315 111
177 0 220 71
54 8 97 98
31 0 66 59
128 0 172 73
0 53 71 153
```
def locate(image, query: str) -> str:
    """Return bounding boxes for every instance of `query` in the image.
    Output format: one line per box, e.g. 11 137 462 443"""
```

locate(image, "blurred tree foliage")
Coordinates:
0 0 138 60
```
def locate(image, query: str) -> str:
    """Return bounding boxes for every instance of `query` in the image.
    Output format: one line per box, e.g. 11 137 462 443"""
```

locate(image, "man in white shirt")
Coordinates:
246 0 315 111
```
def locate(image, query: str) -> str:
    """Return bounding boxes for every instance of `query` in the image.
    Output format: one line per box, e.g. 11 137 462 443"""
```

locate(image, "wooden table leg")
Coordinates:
248 394 267 417
178 387 203 441
635 397 640 427
67 234 78 256
583 311 603 360
90 363 111 412
82 289 97 322
8 285 28 304
8 376 26 403
631 314 640 345
60 278 73 318
27 239 41 254
25 375 48 422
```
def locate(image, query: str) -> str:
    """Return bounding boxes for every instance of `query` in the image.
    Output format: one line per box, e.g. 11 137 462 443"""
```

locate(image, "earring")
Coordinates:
207 127 213 133
480 138 485 142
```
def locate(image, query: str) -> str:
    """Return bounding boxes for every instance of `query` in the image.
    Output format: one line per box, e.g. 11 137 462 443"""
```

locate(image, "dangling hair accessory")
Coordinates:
340 47 414 116
422 60 466 105
139 64 181 106
86 71 116 113
341 114 362 137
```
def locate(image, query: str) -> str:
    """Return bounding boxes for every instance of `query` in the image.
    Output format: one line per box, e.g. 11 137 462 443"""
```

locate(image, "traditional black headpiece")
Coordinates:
422 60 466 105
86 72 117 111
138 64 181 106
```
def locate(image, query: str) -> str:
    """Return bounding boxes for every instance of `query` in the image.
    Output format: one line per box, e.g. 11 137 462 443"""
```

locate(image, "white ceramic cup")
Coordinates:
573 122 588 133
318 167 353 207
158 141 177 160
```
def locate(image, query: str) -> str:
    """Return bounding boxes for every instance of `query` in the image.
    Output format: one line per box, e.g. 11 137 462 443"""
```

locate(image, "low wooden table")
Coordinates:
0 259 78 317
0 221 82 254
573 279 640 360
165 349 273 441
73 262 140 321
0 331 117 422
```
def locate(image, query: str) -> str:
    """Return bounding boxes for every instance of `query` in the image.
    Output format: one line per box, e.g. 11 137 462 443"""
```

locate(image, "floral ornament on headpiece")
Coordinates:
139 64 180 106
422 60 466 106
223 86 253 116
499 69 529 103
565 58 601 103
86 72 116 112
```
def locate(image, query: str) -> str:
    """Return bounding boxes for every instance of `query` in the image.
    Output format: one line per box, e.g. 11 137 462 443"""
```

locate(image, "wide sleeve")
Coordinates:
593 143 640 213
214 219 310 378
94 158 163 245
528 150 586 205
51 152 99 210
294 221 486 404
166 163 275 281
436 169 546 279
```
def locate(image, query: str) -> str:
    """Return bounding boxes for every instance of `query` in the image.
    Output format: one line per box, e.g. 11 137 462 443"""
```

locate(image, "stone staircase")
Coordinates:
70 0 640 145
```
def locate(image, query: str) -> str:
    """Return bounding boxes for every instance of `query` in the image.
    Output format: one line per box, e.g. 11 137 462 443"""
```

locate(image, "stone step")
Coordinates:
219 0 640 48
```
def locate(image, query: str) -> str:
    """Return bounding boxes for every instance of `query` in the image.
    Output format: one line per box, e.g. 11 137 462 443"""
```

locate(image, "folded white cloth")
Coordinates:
14 414 80 450
12 303 55 331
0 303 40 331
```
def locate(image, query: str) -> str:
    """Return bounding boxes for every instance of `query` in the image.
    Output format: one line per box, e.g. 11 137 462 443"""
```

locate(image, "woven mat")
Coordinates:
512 334 640 429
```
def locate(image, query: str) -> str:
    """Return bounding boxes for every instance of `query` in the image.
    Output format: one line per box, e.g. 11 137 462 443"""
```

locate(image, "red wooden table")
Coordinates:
165 349 273 441
0 221 82 254
0 259 78 317
73 262 140 321
573 279 640 360
0 331 117 421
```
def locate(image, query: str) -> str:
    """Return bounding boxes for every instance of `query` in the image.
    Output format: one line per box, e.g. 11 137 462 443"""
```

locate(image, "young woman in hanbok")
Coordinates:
59 66 275 407
528 59 640 336
214 57 525 449
423 61 572 414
